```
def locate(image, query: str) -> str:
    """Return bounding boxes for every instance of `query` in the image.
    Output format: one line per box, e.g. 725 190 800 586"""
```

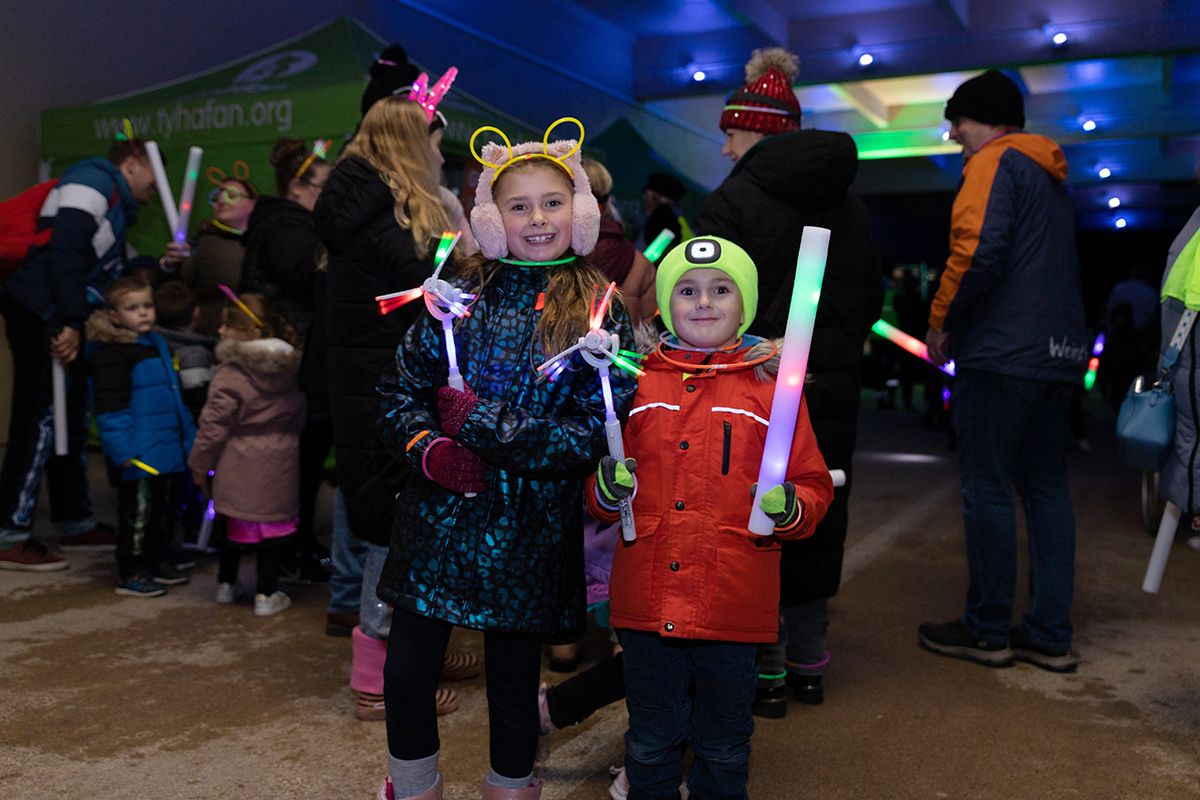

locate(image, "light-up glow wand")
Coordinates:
174 147 204 243
52 358 68 456
144 142 180 234
642 229 676 264
748 227 830 536
871 319 956 376
374 232 472 389
1084 332 1104 391
537 282 644 542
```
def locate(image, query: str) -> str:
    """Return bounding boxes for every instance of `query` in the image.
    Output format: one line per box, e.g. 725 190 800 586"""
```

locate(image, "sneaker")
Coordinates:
787 673 824 705
215 582 236 605
751 679 788 719
254 591 292 616
1010 627 1078 673
917 620 1014 667
59 522 117 550
608 766 629 800
152 561 190 585
115 573 167 597
0 539 69 571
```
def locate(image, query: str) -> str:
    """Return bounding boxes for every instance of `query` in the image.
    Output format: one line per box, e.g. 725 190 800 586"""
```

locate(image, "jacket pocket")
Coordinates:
708 525 781 635
721 421 732 475
608 512 661 623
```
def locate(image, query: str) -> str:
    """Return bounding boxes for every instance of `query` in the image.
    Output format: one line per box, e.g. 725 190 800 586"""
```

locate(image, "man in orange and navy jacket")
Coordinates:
919 70 1086 675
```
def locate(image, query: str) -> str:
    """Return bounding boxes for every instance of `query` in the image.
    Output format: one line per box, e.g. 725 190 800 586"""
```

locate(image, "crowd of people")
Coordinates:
0 42 1108 800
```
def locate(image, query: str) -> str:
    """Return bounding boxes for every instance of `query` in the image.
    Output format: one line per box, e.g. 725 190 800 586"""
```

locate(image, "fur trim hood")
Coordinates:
215 337 302 375
634 323 789 383
85 310 139 345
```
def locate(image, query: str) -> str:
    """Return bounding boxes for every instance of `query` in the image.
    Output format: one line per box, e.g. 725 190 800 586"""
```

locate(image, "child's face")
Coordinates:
108 288 156 334
496 165 574 262
669 268 744 349
218 316 260 343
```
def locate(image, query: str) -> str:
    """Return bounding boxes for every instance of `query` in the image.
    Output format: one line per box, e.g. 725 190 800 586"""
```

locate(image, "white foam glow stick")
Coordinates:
174 147 203 243
748 227 830 536
144 142 179 233
1143 501 1180 593
52 358 68 456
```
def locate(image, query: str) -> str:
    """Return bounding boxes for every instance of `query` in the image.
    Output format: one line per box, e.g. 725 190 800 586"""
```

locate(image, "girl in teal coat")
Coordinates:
374 120 635 800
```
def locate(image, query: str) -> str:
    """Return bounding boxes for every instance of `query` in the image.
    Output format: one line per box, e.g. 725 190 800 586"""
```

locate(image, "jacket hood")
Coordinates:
729 130 858 206
86 310 139 345
978 132 1068 182
313 156 394 251
216 337 302 376
642 332 785 382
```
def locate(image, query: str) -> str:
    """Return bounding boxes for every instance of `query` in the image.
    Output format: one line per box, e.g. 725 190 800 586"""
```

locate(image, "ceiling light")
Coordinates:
1097 167 1112 179
1114 217 1127 229
1052 32 1068 47
1108 197 1121 208
1081 119 1097 132
692 69 706 82
941 130 950 142
858 53 874 67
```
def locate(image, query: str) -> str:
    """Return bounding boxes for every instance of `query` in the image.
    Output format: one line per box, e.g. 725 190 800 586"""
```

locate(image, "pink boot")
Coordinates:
377 774 443 800
479 777 543 799
351 626 388 721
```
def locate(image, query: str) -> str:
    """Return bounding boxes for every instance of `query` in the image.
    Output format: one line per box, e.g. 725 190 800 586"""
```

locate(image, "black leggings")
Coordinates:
385 609 542 779
546 652 626 729
218 537 284 596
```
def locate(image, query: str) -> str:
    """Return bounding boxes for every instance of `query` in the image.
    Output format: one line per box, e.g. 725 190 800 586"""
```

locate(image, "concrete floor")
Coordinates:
2 396 1200 799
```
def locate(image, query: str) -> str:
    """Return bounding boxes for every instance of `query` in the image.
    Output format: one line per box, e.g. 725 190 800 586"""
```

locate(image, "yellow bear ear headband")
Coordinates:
206 161 256 191
470 117 584 186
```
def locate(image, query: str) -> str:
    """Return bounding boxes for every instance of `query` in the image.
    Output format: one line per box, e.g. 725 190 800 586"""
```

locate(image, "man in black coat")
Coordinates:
698 47 883 717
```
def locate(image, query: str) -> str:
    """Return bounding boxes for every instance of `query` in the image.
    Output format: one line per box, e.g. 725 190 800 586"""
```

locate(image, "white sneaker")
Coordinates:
254 591 292 616
215 582 236 605
608 766 629 800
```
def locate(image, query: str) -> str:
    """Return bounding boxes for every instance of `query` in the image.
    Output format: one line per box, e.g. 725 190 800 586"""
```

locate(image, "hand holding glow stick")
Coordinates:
144 142 180 233
130 459 160 476
174 147 204 243
537 282 644 541
52 358 68 456
871 319 955 376
748 227 830 536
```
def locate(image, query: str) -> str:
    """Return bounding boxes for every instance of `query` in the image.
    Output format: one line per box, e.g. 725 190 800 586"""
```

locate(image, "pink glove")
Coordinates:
437 385 478 438
422 437 486 494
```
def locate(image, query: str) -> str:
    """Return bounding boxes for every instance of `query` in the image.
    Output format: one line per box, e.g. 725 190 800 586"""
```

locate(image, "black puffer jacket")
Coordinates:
699 129 882 604
241 196 319 341
313 156 432 547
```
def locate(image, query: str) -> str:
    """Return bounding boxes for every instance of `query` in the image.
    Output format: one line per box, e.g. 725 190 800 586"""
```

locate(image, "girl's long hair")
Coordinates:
221 292 300 347
454 159 619 355
339 97 450 259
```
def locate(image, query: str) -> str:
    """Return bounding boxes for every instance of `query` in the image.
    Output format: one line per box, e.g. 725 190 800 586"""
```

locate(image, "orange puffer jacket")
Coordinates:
587 337 833 644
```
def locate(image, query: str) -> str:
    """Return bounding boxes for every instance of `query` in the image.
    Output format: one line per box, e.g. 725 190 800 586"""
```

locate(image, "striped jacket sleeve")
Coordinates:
47 177 113 325
928 151 1015 333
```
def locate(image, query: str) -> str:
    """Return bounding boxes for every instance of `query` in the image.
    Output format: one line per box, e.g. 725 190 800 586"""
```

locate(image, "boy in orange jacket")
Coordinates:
585 236 833 800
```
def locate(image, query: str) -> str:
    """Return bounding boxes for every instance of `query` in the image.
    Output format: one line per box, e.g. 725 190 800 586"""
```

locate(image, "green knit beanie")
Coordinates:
656 237 759 337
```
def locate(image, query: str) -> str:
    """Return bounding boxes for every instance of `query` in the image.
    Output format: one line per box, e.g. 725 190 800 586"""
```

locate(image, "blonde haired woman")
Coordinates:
313 96 478 723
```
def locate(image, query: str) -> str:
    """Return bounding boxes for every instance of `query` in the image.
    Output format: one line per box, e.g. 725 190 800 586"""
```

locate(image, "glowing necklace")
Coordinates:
210 219 244 236
498 255 576 267
654 335 778 373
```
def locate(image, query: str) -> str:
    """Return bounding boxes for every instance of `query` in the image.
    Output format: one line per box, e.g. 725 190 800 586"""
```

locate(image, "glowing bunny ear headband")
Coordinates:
467 117 600 260
407 67 458 124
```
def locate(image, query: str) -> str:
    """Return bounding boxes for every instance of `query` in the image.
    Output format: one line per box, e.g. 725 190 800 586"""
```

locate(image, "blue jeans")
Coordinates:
327 489 368 614
757 597 830 679
619 629 757 800
953 369 1076 650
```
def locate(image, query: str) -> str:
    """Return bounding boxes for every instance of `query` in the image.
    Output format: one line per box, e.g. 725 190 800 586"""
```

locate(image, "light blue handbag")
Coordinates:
1115 309 1195 471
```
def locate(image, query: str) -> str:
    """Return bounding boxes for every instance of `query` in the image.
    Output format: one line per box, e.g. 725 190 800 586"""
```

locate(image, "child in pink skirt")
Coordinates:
188 292 306 616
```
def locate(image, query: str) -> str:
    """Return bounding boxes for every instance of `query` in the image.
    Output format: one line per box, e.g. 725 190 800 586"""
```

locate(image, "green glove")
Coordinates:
758 482 801 529
597 456 637 509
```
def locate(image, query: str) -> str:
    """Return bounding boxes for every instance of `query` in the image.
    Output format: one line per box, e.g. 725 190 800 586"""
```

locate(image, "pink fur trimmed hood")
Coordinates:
469 137 601 259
